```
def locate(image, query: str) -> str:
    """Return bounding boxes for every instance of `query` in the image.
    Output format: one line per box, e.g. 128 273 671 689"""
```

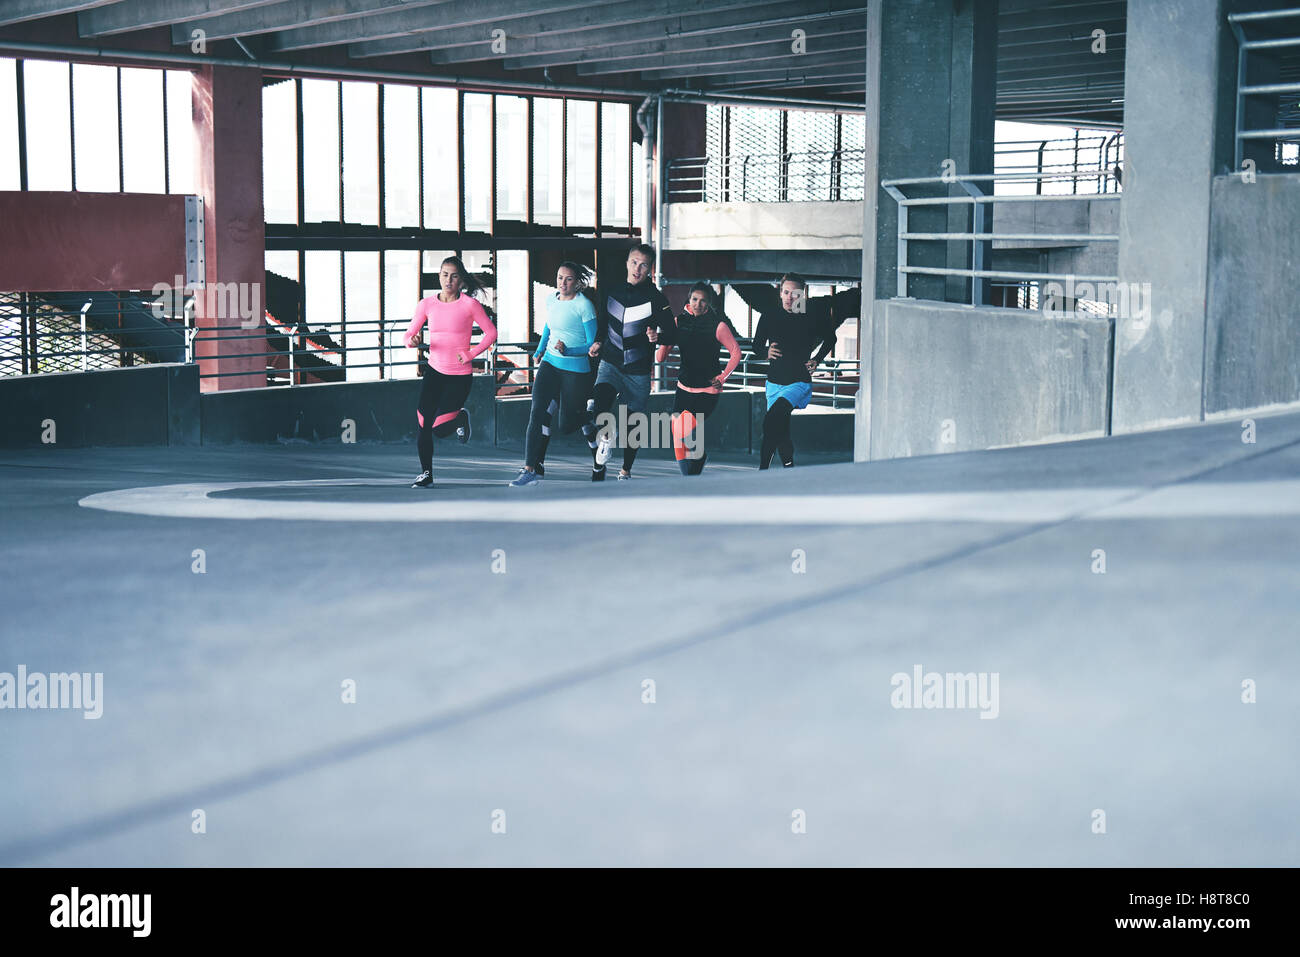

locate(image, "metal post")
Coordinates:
961 181 988 306
654 93 664 286
80 300 91 370
883 184 907 298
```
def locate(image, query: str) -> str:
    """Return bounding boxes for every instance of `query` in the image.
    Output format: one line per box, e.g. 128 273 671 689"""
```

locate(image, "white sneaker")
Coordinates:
594 430 611 466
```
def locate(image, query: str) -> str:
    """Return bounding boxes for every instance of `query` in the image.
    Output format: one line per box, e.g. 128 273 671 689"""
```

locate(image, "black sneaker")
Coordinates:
411 470 433 488
455 409 471 444
591 464 606 482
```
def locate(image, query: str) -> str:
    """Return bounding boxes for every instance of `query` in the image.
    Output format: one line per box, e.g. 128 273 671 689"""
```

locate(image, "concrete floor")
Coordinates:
1 413 1298 866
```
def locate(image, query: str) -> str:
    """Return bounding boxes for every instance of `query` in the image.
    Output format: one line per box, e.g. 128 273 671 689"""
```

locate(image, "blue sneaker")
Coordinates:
509 468 542 488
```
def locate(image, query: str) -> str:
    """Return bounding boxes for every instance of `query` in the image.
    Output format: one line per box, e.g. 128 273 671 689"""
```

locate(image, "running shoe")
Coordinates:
594 430 611 466
591 463 606 482
411 470 433 488
617 470 631 481
510 468 542 488
455 409 472 444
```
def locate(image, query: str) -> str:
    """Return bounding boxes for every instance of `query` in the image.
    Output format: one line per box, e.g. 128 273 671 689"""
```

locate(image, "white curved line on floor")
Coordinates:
75 478 1300 524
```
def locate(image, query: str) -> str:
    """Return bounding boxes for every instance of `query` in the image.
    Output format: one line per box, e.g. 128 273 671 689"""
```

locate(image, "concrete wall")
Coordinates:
0 363 198 448
200 375 497 445
667 201 863 251
869 299 1112 459
1204 174 1300 415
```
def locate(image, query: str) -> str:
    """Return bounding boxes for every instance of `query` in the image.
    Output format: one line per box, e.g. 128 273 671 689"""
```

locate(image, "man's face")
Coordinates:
627 251 651 285
780 281 805 314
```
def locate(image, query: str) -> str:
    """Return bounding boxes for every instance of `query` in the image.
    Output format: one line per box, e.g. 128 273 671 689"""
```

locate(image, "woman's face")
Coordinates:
440 263 463 297
556 268 579 297
780 281 805 314
687 291 710 316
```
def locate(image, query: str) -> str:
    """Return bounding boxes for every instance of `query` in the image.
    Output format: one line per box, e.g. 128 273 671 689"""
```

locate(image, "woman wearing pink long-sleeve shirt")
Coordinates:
404 256 498 488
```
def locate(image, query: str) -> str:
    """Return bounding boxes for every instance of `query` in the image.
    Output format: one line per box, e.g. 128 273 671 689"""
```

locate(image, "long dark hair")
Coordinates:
557 261 593 290
440 255 485 298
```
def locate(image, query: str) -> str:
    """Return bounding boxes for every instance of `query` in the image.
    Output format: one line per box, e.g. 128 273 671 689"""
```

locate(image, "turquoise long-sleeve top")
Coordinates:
534 293 598 373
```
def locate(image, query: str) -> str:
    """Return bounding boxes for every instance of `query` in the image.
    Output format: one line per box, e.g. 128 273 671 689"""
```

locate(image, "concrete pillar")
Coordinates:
857 0 998 461
1111 0 1234 432
193 65 265 392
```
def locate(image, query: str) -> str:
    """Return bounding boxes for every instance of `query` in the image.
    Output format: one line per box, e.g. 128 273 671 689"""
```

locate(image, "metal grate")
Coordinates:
0 292 147 377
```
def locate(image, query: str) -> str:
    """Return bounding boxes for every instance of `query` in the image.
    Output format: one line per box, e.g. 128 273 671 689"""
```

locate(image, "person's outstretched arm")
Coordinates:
715 320 741 387
730 283 780 316
403 300 428 348
466 298 498 360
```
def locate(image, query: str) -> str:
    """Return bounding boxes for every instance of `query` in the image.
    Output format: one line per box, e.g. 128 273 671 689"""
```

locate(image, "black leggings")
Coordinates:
590 381 642 473
525 363 596 469
759 398 795 469
673 388 718 476
416 368 473 472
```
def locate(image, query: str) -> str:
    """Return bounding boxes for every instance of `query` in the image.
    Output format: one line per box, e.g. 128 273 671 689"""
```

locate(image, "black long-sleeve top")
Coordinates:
592 280 675 376
732 284 861 384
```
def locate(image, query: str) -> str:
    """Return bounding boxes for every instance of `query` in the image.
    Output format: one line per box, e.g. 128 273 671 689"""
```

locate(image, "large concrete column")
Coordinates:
1111 0 1234 432
193 65 265 392
856 0 998 461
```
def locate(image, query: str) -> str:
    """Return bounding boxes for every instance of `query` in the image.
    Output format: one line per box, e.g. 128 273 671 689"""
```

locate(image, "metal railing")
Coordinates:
666 148 866 203
668 135 1126 204
4 309 857 409
1229 7 1300 170
880 169 1121 306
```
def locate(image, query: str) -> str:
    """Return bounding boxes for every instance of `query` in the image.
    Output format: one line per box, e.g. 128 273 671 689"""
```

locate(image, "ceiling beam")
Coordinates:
355 0 867 60
272 0 714 53
464 13 867 69
575 33 866 76
174 0 459 44
79 0 281 37
0 0 118 28
642 50 865 80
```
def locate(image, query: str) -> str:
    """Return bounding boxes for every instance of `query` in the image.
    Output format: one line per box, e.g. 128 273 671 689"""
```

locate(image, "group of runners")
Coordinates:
401 244 858 489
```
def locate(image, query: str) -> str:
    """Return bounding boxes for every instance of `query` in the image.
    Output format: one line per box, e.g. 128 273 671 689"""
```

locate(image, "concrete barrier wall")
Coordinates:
667 200 864 251
199 374 496 445
0 363 198 449
1204 174 1300 415
869 299 1112 459
2 364 854 457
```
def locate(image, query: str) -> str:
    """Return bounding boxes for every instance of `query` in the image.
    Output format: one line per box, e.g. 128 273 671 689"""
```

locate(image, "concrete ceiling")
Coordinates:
0 0 1130 122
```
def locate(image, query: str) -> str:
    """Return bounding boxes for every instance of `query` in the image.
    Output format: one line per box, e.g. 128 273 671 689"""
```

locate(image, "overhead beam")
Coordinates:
271 0 626 52
642 50 866 80
175 0 459 44
469 12 867 69
0 0 117 28
692 70 866 90
575 33 867 76
79 0 282 37
351 0 856 59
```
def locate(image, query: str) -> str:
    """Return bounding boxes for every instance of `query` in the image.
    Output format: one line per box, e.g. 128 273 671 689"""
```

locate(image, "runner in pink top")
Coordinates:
405 256 498 488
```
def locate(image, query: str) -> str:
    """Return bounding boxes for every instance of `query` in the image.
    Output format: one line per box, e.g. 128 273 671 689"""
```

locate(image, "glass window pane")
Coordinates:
631 139 643 235
421 87 457 230
265 250 298 281
343 251 379 381
600 101 629 229
495 94 526 222
342 81 378 226
382 83 419 228
384 249 420 378
23 60 72 191
532 97 563 226
462 92 491 232
305 250 342 336
262 77 297 223
120 67 166 193
165 70 194 194
73 64 119 192
0 59 17 190
301 79 339 223
494 249 527 345
565 99 595 230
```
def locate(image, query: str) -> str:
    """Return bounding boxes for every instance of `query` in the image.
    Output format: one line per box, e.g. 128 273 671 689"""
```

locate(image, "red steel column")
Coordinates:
193 65 265 391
